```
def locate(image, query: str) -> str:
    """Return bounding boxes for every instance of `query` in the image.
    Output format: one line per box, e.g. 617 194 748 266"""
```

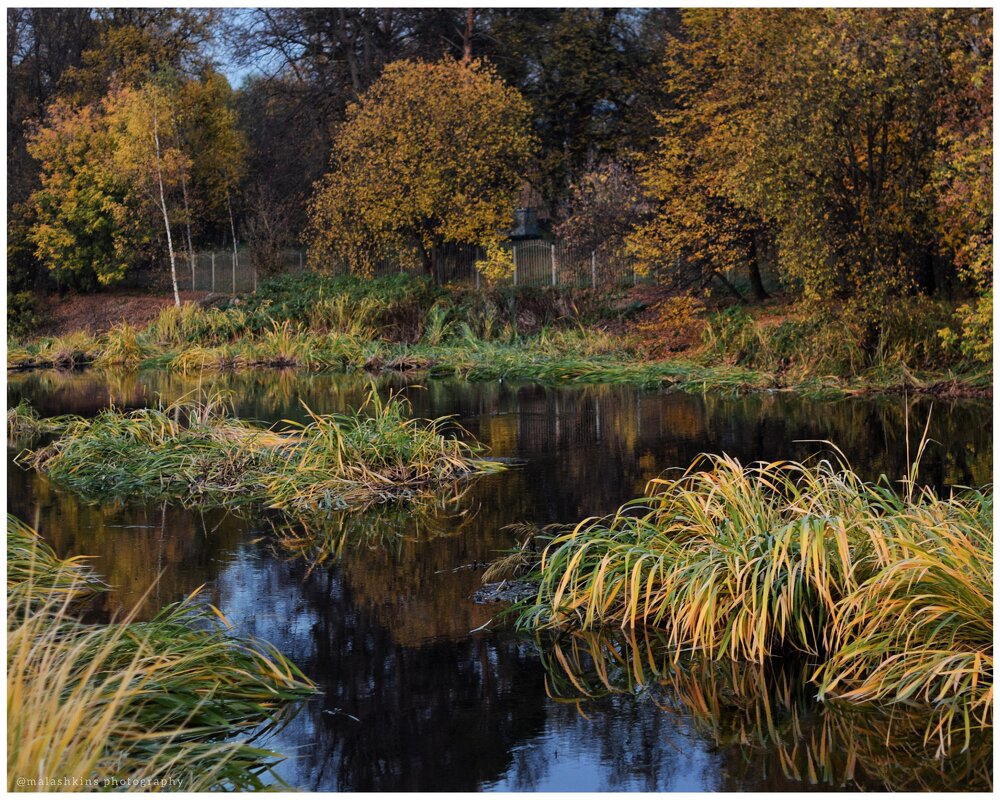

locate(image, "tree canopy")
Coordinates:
307 58 535 279
628 8 992 352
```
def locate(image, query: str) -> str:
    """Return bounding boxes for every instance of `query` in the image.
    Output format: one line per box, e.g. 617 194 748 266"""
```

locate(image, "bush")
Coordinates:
8 291 41 338
940 291 992 366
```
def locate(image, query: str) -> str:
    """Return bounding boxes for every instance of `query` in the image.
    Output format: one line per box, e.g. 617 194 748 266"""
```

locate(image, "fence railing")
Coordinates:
166 238 641 294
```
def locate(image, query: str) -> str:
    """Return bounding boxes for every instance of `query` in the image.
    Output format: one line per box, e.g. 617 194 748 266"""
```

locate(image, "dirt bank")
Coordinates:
34 290 216 337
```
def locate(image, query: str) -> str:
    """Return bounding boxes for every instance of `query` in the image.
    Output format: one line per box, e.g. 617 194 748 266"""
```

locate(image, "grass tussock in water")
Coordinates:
510 452 992 752
7 514 314 792
7 515 105 605
22 388 504 512
6 399 79 446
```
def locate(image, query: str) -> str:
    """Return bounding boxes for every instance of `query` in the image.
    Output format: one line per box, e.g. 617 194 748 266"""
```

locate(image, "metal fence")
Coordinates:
168 238 641 294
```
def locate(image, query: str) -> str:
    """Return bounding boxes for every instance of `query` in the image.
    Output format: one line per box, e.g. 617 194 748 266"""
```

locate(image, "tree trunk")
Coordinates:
151 91 181 307
226 190 239 290
462 9 474 62
420 242 437 283
748 232 769 301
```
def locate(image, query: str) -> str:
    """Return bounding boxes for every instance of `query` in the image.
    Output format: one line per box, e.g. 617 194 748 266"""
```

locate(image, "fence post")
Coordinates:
211 252 216 293
191 253 196 291
551 243 557 286
299 251 304 273
591 251 597 289
231 250 236 297
253 261 257 292
513 242 518 287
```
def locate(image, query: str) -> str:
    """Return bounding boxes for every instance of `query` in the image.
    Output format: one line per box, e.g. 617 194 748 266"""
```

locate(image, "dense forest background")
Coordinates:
7 8 993 362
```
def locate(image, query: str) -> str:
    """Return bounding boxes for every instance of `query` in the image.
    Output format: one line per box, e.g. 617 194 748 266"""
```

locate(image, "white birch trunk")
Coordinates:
227 190 239 291
151 92 181 307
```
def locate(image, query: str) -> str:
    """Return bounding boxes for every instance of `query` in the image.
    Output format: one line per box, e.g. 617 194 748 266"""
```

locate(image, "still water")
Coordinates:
7 369 993 792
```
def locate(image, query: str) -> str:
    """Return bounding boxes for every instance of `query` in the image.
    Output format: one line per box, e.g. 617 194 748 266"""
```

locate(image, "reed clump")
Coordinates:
22 388 504 512
92 322 151 369
7 514 105 605
511 453 992 752
7 514 314 792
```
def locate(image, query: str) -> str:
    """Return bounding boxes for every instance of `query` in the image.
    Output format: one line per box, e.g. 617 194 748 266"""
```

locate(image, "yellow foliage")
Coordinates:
307 58 535 277
474 241 516 283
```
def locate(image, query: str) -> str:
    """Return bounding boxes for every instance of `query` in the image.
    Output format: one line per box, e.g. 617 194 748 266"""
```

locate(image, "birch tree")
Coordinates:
106 81 191 305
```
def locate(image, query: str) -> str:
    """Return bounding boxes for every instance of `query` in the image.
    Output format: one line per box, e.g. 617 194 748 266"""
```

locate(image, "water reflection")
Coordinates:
6 369 993 791
539 630 992 792
9 368 993 494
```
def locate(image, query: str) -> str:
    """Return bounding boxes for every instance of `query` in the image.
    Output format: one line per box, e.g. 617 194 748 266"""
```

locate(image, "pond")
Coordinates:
7 369 993 792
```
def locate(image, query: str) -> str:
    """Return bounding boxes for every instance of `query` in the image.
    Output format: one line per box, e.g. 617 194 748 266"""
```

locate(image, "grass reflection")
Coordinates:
538 628 992 791
265 484 481 569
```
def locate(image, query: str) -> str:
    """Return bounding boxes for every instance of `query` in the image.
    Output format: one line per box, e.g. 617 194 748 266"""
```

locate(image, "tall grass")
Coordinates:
7 515 314 792
23 387 504 512
512 452 992 751
7 400 76 446
92 322 150 369
7 514 105 605
146 302 250 346
699 298 982 382
815 492 993 755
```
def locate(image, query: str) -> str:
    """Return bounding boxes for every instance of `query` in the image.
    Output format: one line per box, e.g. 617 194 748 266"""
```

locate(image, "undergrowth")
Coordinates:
7 275 989 397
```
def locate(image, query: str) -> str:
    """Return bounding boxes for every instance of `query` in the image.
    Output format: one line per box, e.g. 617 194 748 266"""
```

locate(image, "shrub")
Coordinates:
8 291 41 339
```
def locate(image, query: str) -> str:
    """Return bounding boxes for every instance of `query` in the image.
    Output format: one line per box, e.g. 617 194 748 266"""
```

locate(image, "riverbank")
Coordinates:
8 274 991 399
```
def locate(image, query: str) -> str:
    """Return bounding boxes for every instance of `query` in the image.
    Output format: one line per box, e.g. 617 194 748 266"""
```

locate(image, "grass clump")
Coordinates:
509 452 992 752
23 387 504 512
92 322 151 369
6 400 78 447
146 303 249 346
7 514 314 792
7 514 105 606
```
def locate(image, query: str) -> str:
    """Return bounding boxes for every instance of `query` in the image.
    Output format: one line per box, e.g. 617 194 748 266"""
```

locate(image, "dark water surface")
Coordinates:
7 369 993 792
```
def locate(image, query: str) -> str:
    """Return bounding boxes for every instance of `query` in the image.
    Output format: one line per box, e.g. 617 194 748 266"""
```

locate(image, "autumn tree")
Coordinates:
9 8 222 300
307 58 534 280
634 8 992 352
171 69 247 280
723 11 956 317
933 12 992 362
627 21 773 301
105 80 191 305
26 97 142 287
